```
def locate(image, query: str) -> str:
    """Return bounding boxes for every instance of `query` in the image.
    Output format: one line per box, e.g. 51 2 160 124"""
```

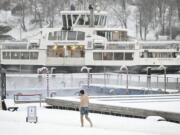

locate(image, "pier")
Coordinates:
45 94 180 123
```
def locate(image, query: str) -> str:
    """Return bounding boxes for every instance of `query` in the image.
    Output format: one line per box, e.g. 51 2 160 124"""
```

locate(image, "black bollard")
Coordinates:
0 68 7 110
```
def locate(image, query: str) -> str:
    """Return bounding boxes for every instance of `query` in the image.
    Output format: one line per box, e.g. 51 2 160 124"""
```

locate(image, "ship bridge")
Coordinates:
61 10 107 30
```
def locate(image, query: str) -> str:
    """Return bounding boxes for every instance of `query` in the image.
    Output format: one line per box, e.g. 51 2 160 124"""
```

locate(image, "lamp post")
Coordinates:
38 67 49 97
120 65 128 94
146 67 152 93
159 65 167 93
50 67 56 74
81 66 92 88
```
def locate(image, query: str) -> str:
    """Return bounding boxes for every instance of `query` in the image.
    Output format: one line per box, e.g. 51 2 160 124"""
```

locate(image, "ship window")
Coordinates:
48 32 59 40
62 15 67 28
93 52 102 60
47 46 65 57
67 15 72 27
21 52 29 59
114 52 124 60
77 15 85 25
125 53 133 60
104 16 107 25
121 31 127 40
99 16 104 25
67 45 84 57
107 31 112 41
30 52 38 59
61 31 66 40
112 31 120 41
85 15 90 25
57 31 62 40
148 52 153 58
68 31 76 40
3 52 10 59
94 15 99 25
77 32 85 40
11 52 20 59
48 32 53 40
97 31 105 37
73 15 78 24
103 52 113 60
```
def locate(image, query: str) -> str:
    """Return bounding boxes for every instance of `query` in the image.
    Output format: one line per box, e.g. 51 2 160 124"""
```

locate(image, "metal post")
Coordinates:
81 66 92 88
46 71 49 97
120 65 128 94
87 71 90 88
71 74 73 87
164 68 166 93
158 65 166 93
104 67 106 88
126 70 128 94
157 76 159 88
176 78 179 91
38 67 49 97
146 67 151 94
117 73 119 85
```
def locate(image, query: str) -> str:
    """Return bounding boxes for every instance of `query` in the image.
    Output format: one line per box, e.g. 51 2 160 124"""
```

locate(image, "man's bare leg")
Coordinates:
85 115 93 127
80 115 84 127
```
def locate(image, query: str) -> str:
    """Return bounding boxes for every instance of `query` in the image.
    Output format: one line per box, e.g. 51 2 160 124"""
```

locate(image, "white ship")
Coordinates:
0 7 180 73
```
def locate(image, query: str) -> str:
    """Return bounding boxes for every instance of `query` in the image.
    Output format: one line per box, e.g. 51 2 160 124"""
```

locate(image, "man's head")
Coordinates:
79 90 85 95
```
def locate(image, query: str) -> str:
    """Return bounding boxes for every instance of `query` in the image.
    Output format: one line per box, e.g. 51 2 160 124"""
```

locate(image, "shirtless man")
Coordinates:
79 89 93 127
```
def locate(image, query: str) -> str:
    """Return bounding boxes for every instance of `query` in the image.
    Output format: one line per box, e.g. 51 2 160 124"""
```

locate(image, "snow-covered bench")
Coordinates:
4 99 18 112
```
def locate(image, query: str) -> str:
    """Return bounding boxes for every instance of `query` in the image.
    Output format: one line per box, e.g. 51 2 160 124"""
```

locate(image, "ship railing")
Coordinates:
105 41 135 50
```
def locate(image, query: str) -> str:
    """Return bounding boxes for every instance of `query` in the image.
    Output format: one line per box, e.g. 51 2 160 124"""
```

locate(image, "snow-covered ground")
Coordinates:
0 103 180 135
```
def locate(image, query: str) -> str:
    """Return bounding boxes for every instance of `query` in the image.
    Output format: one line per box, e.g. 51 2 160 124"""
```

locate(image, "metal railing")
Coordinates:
5 73 180 99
